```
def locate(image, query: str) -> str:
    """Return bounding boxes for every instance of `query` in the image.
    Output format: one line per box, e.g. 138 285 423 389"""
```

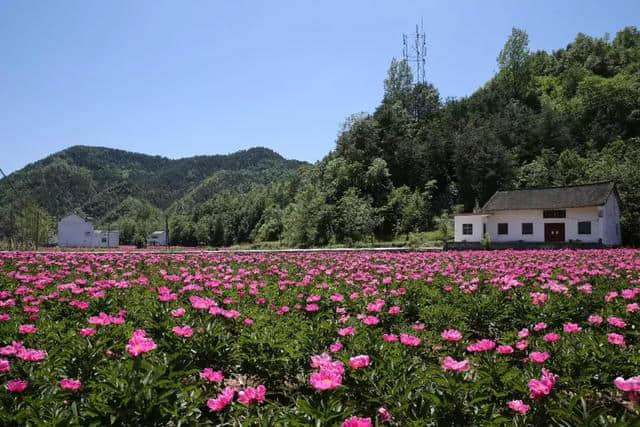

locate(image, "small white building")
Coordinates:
147 231 167 246
454 182 622 246
57 214 119 248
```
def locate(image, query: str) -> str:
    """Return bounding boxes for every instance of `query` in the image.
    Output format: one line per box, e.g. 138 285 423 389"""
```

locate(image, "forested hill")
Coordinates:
0 145 306 244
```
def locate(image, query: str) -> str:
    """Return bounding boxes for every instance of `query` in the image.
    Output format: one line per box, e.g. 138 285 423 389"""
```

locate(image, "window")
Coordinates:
498 223 508 235
578 221 591 234
543 210 566 218
462 224 473 235
101 238 107 243
522 223 533 235
483 223 486 235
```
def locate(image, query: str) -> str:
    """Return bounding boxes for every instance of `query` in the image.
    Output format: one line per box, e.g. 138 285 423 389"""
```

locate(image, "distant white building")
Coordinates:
57 214 119 248
454 182 622 246
147 230 167 246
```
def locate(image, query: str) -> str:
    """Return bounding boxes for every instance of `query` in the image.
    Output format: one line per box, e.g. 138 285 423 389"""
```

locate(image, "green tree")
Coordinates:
497 27 531 98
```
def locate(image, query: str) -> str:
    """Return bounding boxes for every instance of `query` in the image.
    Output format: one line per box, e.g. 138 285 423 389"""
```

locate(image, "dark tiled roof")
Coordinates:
481 182 616 212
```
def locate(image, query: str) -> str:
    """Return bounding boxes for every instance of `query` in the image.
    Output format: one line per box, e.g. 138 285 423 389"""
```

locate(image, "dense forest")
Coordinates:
2 26 640 247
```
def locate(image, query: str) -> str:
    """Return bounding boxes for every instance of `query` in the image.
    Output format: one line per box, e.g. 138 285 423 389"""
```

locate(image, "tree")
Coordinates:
497 28 531 98
383 59 413 106
334 188 380 244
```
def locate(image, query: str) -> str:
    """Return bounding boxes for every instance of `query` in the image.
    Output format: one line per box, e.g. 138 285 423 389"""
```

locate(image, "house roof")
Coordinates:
150 231 166 237
481 182 617 212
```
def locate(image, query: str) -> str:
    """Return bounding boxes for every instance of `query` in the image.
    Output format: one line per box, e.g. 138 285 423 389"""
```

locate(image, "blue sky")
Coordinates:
1 1 639 174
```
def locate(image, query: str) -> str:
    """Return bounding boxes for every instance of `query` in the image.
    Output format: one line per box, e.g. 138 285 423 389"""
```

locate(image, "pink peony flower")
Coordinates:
0 359 10 373
18 324 37 335
627 303 640 313
362 316 380 326
172 325 193 337
587 315 603 325
533 322 547 332
207 386 235 412
383 334 398 342
528 369 557 399
607 333 626 347
126 329 156 357
507 399 531 414
6 379 27 393
329 341 343 353
497 345 514 354
171 308 186 318
310 370 342 391
79 328 96 337
607 316 626 328
441 329 462 342
388 306 401 315
305 303 320 312
543 332 560 343
467 339 496 352
338 327 355 337
563 323 581 334
59 378 81 391
378 406 391 423
518 328 529 339
200 368 224 383
342 416 372 427
516 340 529 351
441 356 470 373
399 334 421 347
237 384 266 406
349 355 370 369
529 351 550 364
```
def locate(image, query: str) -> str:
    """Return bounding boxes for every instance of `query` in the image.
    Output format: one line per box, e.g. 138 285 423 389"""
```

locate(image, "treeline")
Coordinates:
169 26 640 246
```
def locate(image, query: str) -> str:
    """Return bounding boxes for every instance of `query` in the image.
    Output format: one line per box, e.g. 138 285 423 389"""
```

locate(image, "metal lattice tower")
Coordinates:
402 19 427 84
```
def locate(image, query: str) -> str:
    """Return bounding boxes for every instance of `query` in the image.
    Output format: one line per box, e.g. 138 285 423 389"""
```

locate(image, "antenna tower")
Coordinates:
402 19 427 84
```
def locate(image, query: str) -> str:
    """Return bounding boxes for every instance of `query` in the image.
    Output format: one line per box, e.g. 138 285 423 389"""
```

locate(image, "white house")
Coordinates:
454 182 622 246
57 214 119 248
147 230 167 246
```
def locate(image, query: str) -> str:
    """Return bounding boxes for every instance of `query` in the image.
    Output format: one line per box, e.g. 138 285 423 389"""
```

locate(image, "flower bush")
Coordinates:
0 249 638 424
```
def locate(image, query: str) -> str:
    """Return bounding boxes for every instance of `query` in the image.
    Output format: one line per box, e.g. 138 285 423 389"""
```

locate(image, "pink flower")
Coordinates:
338 327 355 337
467 339 496 352
528 369 557 399
613 376 640 402
441 356 470 373
497 345 514 354
79 328 95 337
518 328 529 339
533 322 547 332
6 379 27 393
362 316 379 326
507 400 531 414
172 325 193 337
16 348 46 362
607 317 626 328
399 334 421 347
0 359 10 373
171 308 186 318
563 323 581 334
587 315 603 325
310 353 332 369
349 355 370 369
59 378 81 391
607 333 626 347
382 334 398 342
207 386 235 412
543 333 560 343
310 370 342 391
305 303 320 312
329 341 343 353
243 318 254 326
529 351 550 364
18 324 37 335
378 406 391 423
388 306 401 315
441 329 462 342
530 292 548 305
627 303 640 313
200 368 224 383
126 329 156 357
342 416 372 427
237 384 266 406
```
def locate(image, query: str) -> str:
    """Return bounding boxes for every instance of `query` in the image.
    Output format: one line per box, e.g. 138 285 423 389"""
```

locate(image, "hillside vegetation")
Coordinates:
2 26 640 247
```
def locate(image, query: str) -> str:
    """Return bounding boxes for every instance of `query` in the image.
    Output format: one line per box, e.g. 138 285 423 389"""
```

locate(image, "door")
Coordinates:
544 223 565 242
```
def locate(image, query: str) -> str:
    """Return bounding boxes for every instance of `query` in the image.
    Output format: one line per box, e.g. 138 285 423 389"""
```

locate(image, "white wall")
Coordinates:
600 194 622 246
148 232 167 246
454 215 486 242
486 207 602 243
58 215 94 247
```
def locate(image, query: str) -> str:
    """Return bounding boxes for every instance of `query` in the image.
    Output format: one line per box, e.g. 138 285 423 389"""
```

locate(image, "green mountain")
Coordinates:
0 145 306 244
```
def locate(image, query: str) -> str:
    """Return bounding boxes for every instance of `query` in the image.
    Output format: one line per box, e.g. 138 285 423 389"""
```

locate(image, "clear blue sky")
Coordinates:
1 0 639 174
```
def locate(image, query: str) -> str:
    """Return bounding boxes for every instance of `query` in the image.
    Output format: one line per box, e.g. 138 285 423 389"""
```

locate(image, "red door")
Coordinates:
544 223 565 242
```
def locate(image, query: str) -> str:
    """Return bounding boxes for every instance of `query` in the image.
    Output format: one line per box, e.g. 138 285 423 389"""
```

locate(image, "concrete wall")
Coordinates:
454 215 486 242
148 232 167 246
600 194 622 246
58 215 94 247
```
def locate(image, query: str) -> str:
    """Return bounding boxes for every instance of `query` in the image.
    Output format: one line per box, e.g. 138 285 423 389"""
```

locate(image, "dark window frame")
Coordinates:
578 221 591 235
498 223 509 235
462 223 473 235
522 223 533 235
543 209 566 219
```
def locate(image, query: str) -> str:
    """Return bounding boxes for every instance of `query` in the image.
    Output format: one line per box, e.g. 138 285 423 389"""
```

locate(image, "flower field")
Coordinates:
0 249 639 426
